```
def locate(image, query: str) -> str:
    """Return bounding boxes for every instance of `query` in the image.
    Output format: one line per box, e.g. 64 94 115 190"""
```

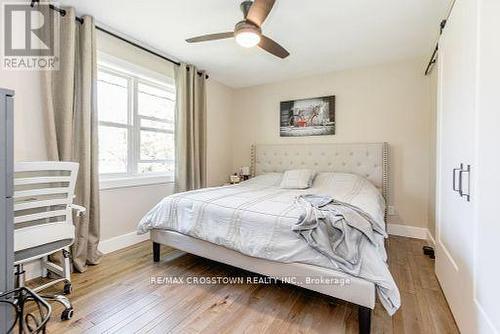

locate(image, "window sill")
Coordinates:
100 175 174 190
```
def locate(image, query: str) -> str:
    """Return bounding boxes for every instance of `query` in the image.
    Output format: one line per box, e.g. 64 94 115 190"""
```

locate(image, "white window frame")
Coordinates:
97 52 176 190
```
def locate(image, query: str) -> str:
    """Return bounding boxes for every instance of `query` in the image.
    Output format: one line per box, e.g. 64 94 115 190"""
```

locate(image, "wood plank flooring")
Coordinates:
30 236 459 333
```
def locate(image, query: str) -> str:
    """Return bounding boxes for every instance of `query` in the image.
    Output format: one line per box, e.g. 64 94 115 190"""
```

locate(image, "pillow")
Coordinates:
280 169 316 189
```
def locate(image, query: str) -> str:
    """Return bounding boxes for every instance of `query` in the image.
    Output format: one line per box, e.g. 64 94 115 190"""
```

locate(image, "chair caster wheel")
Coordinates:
63 282 73 295
61 308 74 320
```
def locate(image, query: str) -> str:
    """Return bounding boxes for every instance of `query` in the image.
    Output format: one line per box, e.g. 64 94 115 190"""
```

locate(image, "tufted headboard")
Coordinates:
250 143 389 201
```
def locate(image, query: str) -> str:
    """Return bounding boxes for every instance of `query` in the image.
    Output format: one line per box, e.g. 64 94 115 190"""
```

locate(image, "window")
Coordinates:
97 60 175 189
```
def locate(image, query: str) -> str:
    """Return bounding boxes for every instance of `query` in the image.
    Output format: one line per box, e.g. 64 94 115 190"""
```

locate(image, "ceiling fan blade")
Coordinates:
186 32 234 43
246 0 276 26
259 35 289 59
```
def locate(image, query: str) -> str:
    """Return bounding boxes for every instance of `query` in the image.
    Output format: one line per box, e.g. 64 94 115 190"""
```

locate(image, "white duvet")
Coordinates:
138 172 398 313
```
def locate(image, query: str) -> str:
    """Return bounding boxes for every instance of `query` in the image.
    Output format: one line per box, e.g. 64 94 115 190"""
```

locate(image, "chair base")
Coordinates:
14 248 74 321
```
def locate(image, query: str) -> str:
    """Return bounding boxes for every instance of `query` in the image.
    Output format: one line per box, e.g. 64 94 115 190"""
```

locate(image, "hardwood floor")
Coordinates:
31 236 459 333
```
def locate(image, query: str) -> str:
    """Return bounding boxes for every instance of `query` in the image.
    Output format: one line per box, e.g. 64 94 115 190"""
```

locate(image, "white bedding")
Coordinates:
138 172 399 313
138 172 388 269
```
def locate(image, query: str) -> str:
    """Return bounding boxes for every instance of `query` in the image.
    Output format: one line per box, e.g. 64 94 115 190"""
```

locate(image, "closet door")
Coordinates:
435 0 477 332
474 0 500 332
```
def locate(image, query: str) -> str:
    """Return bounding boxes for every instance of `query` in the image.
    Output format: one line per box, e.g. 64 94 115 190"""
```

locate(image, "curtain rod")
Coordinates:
31 1 208 79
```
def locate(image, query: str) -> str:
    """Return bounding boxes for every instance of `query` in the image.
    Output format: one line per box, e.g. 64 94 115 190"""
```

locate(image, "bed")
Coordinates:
138 143 395 334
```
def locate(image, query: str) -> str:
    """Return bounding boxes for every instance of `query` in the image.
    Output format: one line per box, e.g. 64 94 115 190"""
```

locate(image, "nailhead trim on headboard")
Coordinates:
382 142 389 203
250 144 256 178
382 142 389 223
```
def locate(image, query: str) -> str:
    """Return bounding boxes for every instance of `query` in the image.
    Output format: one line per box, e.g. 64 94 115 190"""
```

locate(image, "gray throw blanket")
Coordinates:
293 194 400 315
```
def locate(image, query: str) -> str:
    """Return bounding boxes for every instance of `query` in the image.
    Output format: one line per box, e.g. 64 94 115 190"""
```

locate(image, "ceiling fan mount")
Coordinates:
240 0 254 18
185 0 289 59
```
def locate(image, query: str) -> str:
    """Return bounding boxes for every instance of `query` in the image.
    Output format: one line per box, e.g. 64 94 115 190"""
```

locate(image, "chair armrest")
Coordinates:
70 204 87 217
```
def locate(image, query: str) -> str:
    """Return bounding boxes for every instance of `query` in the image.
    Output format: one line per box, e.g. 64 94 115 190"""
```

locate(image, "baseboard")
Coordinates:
98 231 149 254
387 223 429 240
426 230 436 246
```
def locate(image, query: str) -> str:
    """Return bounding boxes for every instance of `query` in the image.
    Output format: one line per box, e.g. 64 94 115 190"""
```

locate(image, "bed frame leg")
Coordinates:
358 306 371 334
153 242 160 262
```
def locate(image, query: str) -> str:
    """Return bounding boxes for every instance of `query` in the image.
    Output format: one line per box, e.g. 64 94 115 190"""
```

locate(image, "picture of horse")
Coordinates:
280 95 335 137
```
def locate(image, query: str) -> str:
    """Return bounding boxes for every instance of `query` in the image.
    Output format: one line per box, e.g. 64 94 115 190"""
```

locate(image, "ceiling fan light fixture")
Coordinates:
186 0 289 58
235 30 261 48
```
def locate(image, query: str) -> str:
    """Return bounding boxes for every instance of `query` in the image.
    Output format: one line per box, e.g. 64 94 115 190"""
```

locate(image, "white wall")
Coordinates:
0 71 49 161
206 80 234 186
99 183 174 241
230 59 436 230
427 69 438 239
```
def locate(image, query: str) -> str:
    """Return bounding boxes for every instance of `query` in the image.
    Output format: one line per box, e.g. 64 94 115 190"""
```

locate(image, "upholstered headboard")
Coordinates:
250 143 389 201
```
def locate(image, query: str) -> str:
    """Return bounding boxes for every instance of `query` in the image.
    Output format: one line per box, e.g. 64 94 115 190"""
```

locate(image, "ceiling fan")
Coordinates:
185 0 289 59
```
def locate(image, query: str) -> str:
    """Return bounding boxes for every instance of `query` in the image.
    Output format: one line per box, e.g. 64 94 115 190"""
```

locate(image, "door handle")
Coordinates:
458 163 464 196
459 164 471 202
458 168 463 196
452 166 461 192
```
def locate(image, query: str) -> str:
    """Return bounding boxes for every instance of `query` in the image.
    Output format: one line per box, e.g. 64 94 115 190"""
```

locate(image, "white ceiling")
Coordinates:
59 0 451 88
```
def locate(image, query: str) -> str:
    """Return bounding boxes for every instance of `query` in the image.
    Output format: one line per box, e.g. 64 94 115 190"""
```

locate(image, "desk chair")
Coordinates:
13 162 84 320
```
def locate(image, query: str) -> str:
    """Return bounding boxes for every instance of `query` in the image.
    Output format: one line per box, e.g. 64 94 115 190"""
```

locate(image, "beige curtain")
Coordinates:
174 64 207 192
43 8 102 272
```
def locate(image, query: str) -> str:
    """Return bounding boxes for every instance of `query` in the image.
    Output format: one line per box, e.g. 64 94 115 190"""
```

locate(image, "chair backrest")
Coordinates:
13 162 79 228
